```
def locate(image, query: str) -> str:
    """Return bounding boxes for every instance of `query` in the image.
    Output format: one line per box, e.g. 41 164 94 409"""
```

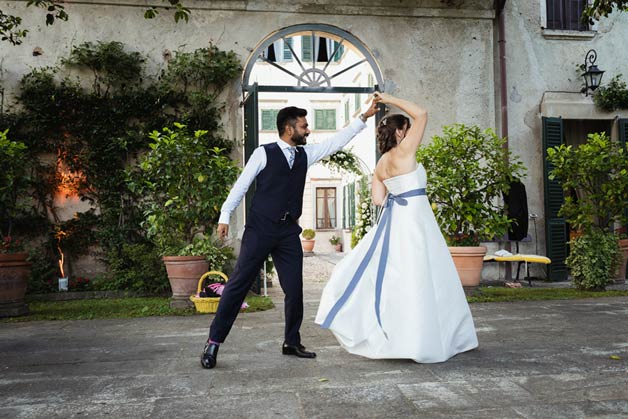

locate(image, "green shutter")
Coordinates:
333 41 344 62
354 93 361 111
283 38 293 61
344 101 349 124
261 109 278 131
244 85 259 223
350 183 356 227
315 109 336 130
302 36 312 62
620 119 628 231
543 117 567 281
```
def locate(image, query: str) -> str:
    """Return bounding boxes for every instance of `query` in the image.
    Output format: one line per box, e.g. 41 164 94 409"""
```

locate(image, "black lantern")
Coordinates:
582 49 604 96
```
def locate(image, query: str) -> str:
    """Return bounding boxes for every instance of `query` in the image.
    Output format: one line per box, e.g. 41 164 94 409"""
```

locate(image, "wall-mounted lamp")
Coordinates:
582 49 605 96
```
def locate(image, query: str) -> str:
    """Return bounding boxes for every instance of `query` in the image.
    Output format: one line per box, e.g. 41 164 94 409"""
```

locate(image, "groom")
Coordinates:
201 101 378 369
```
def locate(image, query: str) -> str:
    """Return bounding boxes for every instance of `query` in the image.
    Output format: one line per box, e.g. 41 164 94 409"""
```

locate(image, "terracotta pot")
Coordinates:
448 246 488 289
0 252 31 317
302 239 315 253
617 238 628 284
334 243 343 252
162 256 209 309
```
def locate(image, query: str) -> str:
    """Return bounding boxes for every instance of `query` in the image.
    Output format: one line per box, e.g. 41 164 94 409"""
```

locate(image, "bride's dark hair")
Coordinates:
377 114 411 154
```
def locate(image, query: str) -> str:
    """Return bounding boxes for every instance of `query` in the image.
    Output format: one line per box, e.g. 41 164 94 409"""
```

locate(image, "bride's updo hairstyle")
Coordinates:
377 114 410 154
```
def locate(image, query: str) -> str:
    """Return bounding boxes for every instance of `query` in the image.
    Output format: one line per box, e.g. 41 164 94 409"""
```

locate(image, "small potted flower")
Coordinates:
301 229 316 253
329 235 342 252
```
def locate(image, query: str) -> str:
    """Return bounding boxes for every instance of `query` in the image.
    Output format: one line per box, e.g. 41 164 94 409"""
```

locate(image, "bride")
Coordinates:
315 92 478 363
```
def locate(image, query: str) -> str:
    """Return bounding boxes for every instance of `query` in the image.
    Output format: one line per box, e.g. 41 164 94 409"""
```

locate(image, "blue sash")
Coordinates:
320 188 427 337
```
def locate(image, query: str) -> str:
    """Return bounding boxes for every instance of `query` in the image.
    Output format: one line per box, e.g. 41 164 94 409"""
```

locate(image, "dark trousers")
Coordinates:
209 213 304 345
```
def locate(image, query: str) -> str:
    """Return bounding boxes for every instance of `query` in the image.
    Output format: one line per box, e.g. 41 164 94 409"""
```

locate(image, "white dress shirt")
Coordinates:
218 118 367 225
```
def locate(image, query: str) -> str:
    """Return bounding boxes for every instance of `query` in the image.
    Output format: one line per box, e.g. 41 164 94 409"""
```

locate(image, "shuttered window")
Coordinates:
543 117 568 281
546 0 588 31
315 109 336 130
343 184 356 229
620 119 628 232
301 36 313 62
261 109 279 131
283 38 293 61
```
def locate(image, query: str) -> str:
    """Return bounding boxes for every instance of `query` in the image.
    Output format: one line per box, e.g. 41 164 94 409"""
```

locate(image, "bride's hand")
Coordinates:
373 91 391 104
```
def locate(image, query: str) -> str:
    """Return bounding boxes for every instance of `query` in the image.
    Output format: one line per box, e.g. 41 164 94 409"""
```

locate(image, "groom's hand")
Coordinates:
363 99 379 119
217 223 229 241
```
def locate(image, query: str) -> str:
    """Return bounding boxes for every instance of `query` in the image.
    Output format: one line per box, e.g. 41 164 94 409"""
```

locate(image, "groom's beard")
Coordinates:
293 133 308 145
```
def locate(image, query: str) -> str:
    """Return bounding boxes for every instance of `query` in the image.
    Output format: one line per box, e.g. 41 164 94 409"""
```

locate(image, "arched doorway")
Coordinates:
241 24 385 230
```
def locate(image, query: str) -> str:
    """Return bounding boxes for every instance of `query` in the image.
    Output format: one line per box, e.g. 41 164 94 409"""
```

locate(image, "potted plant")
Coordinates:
329 235 342 252
301 229 316 253
416 124 526 288
547 132 628 290
615 227 628 283
0 129 32 317
129 123 239 307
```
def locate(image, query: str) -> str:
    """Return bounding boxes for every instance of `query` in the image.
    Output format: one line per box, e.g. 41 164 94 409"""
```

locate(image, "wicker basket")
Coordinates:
189 271 228 313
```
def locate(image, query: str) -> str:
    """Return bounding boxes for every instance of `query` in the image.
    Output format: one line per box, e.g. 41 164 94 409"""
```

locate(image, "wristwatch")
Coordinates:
359 113 367 123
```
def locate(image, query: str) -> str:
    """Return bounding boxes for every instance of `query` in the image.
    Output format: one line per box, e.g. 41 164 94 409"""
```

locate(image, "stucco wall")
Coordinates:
0 0 497 236
502 1 628 269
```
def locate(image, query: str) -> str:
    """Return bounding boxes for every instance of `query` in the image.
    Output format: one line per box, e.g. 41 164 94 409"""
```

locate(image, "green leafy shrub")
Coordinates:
95 242 169 293
179 236 235 272
417 124 526 246
594 74 628 112
567 229 621 290
129 123 240 255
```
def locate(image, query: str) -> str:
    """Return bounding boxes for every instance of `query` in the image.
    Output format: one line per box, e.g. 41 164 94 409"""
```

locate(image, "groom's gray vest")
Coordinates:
250 143 307 223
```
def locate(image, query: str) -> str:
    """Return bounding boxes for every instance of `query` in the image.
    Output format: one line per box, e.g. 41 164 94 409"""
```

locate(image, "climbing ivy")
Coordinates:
0 41 242 292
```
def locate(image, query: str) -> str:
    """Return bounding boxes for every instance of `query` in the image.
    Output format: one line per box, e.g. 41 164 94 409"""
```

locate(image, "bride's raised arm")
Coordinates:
373 92 427 152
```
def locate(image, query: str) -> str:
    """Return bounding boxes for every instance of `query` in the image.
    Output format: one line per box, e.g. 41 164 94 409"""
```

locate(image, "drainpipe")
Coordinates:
496 0 512 280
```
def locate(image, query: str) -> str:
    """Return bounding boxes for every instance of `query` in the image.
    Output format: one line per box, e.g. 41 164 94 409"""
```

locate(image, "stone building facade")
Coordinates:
1 0 627 280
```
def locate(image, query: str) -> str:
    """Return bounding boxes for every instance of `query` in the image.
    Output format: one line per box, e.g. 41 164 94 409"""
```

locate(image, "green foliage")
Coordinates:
329 235 341 245
582 0 628 24
1 0 189 46
95 242 169 293
130 123 240 255
1 295 274 322
161 45 242 94
594 74 628 112
62 41 144 95
417 124 526 246
0 10 27 45
301 229 316 240
319 149 363 176
178 236 235 271
351 182 373 248
547 132 628 233
0 129 30 238
466 286 628 303
0 41 242 291
566 229 621 291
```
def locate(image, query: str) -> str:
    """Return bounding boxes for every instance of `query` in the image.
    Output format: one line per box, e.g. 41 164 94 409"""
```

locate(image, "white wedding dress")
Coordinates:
315 164 478 363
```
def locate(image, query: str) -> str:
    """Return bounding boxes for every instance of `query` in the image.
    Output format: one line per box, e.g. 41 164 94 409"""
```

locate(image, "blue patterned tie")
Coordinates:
288 147 296 169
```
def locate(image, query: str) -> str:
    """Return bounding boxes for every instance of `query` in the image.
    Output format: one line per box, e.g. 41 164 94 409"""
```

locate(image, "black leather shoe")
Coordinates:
282 342 316 358
201 343 219 369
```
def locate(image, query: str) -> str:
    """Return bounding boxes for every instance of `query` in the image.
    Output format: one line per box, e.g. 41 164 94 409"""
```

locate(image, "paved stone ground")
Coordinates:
1 253 628 418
